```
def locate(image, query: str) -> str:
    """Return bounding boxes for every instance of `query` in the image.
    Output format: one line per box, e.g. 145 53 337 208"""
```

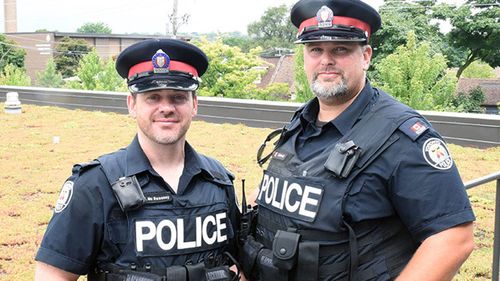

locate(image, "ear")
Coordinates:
127 95 137 118
362 45 373 71
192 94 198 117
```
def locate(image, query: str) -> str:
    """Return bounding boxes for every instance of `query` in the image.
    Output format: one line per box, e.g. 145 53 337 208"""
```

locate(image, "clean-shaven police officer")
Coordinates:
35 39 241 281
239 0 475 280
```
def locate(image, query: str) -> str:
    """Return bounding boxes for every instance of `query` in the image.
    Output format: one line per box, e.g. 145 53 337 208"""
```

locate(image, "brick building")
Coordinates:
4 32 176 82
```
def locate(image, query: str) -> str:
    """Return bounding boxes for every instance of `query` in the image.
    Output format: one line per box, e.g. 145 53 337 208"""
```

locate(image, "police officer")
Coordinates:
239 0 475 280
35 39 240 281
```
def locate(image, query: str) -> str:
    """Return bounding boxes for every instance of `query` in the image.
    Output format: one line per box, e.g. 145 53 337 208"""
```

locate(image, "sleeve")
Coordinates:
35 167 105 275
389 129 475 242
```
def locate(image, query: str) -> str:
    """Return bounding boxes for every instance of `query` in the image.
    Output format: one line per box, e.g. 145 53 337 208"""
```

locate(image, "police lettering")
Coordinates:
257 173 323 222
135 212 227 252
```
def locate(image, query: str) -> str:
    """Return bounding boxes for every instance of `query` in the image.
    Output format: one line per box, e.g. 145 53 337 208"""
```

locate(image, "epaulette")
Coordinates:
71 160 100 175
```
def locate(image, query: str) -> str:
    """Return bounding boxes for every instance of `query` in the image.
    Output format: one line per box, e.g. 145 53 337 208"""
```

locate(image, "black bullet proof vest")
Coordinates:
255 90 423 281
85 147 236 281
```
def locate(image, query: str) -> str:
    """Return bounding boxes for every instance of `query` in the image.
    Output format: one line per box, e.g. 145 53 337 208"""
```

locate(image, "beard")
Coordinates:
138 113 191 146
310 74 349 100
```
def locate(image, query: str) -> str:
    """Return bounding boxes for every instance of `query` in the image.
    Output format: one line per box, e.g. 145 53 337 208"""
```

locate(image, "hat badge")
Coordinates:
152 49 170 74
316 6 334 28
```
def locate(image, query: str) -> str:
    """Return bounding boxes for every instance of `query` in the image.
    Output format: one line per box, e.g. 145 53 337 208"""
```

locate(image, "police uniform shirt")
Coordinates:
291 81 475 242
35 136 239 275
296 80 375 162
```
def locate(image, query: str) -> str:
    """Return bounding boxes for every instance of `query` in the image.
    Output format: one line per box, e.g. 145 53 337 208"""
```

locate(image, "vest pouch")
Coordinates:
272 230 300 270
241 235 264 277
105 270 164 281
205 265 233 281
257 248 283 280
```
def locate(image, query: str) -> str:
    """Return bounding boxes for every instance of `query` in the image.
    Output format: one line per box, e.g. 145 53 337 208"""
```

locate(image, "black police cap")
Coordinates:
291 0 381 43
115 38 208 93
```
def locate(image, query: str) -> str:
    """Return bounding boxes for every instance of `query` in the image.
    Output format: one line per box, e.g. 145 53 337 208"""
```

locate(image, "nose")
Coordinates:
320 52 335 67
158 99 175 113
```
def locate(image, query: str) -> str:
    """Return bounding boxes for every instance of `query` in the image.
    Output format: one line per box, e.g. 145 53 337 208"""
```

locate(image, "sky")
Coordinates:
1 0 384 35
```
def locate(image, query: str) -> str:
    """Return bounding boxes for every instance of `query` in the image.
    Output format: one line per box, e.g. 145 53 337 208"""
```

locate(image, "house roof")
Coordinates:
457 78 500 106
258 55 296 93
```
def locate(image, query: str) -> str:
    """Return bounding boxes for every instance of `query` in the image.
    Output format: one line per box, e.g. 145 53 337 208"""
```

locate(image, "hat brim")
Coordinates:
128 73 200 94
295 28 368 44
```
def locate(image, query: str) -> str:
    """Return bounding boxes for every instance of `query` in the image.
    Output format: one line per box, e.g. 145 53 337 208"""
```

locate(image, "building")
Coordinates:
4 32 178 82
457 78 500 114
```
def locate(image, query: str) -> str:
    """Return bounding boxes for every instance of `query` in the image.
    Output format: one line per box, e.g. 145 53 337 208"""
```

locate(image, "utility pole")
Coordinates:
168 0 189 38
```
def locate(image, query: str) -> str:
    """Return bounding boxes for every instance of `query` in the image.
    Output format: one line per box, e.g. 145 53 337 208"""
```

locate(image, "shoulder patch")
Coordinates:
399 117 429 141
54 181 74 213
422 138 453 170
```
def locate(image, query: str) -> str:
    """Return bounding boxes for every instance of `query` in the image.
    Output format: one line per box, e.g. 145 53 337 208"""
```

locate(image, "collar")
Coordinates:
124 135 204 177
299 80 375 135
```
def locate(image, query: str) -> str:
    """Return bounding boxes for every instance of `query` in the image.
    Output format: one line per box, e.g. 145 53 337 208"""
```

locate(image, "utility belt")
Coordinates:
240 217 415 281
90 253 239 281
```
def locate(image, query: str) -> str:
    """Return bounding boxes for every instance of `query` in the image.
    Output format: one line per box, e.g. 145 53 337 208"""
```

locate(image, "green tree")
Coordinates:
195 39 266 99
36 59 63 88
54 37 92 78
77 22 112 34
451 86 485 113
433 0 500 78
75 50 104 90
0 64 31 86
248 5 296 49
371 0 462 67
374 31 457 111
293 44 314 102
95 59 127 92
461 60 496 78
0 34 26 73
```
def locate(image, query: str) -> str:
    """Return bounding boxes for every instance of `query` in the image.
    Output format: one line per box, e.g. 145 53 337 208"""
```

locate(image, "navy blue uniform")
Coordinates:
36 136 239 276
248 82 475 281
292 82 474 241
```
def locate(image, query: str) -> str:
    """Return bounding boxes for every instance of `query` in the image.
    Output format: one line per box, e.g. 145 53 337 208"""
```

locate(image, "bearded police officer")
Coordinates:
239 0 475 280
35 39 240 281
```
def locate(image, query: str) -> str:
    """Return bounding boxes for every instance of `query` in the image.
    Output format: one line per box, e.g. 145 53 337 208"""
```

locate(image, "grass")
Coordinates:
0 103 499 280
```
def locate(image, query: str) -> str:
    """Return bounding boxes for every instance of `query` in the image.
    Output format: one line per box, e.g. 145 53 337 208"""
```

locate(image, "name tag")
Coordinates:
256 171 323 222
144 191 173 204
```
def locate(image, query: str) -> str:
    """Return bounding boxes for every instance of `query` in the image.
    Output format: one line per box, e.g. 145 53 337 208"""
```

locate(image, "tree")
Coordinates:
0 34 26 73
54 36 92 78
75 51 104 90
95 59 127 92
248 5 296 49
371 0 461 67
77 22 112 34
194 39 267 99
0 64 31 86
374 31 457 111
452 86 485 113
461 60 496 78
433 0 500 78
293 44 314 102
36 59 63 88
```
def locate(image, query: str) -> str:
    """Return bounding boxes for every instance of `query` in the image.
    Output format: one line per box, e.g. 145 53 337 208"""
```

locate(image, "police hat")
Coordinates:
116 39 208 93
291 0 381 43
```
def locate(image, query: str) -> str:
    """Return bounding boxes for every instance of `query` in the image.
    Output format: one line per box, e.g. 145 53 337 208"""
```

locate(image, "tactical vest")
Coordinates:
82 148 237 281
247 90 424 281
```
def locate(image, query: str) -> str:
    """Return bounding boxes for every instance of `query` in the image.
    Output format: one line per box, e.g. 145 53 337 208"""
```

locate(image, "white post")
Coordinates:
4 91 22 114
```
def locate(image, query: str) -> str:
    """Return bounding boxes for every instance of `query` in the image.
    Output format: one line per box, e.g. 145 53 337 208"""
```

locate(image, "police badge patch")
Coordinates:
54 181 74 213
152 49 170 74
422 138 453 170
316 6 334 28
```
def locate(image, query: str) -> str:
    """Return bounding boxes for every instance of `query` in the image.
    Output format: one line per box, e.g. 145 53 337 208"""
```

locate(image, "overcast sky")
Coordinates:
1 0 384 35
